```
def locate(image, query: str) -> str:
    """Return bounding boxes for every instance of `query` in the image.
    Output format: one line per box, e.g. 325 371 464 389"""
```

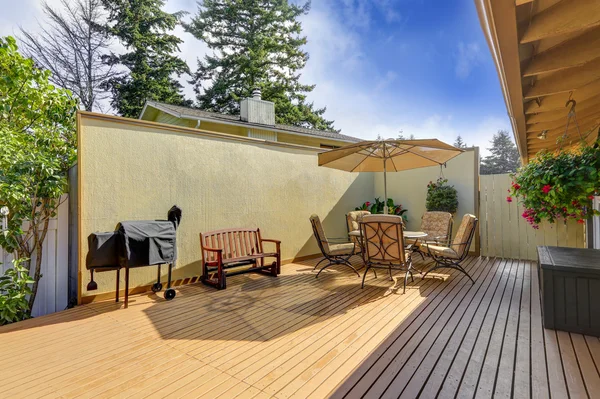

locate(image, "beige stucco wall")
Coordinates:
373 148 479 248
78 113 373 298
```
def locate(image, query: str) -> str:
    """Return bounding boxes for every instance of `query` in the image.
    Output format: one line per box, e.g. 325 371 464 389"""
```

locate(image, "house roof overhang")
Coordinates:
139 101 361 144
476 0 600 163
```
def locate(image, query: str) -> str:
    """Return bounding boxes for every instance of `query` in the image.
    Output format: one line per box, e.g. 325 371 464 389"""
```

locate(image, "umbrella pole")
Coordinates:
383 159 388 214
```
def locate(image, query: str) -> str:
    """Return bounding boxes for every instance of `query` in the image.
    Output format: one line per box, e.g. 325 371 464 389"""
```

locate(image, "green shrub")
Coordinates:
0 259 33 325
426 178 459 214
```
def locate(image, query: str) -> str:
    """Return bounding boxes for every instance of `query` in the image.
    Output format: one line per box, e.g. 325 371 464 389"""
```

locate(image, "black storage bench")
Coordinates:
538 246 600 337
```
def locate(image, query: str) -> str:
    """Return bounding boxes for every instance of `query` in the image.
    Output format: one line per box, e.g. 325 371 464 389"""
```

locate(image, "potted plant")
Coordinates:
507 143 600 228
356 198 408 220
425 178 459 214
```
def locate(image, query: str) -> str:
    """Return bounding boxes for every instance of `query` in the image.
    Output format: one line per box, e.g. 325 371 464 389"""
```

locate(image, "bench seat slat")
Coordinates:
200 227 280 290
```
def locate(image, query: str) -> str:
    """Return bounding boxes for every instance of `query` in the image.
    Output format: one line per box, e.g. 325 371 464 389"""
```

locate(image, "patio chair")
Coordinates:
423 214 478 283
360 214 414 293
309 214 360 278
408 211 453 258
345 210 371 253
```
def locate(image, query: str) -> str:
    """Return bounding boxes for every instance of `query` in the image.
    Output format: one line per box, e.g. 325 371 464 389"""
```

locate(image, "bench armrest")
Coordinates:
261 238 281 244
261 238 281 254
202 246 223 253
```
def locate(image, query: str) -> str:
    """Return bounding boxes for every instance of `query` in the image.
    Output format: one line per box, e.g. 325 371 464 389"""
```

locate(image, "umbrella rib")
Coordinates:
389 153 400 172
402 148 447 164
351 152 374 172
319 142 381 165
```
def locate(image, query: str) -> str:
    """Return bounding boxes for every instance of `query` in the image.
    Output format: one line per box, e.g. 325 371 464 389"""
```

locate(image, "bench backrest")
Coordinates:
200 228 263 262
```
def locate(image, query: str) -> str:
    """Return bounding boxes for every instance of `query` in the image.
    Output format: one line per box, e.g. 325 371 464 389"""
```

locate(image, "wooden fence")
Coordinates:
0 198 69 317
480 174 586 260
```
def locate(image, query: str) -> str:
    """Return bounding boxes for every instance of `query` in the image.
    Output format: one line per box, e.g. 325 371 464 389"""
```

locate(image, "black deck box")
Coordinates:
538 246 600 337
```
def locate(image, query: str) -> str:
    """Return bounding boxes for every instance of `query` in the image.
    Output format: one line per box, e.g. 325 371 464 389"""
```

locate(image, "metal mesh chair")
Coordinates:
346 210 371 253
360 214 414 293
310 214 360 278
423 214 478 283
409 211 454 259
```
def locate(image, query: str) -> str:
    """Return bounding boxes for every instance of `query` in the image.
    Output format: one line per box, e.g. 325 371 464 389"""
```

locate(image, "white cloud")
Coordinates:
337 0 402 29
455 41 484 80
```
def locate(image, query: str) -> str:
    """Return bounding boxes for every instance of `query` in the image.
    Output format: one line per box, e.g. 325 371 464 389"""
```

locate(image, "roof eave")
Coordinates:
475 0 529 164
143 101 360 144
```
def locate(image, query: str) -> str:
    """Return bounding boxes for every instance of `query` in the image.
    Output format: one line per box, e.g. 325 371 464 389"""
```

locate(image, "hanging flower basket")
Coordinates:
507 142 600 228
426 177 459 214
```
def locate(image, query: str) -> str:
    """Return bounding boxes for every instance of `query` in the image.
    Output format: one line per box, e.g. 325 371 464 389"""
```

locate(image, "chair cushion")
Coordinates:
329 242 355 255
426 244 460 259
421 211 452 246
310 214 330 253
346 211 371 232
451 214 477 257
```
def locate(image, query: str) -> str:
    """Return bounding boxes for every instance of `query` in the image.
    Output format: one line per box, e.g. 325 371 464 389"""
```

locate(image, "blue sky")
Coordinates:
293 0 511 154
1 0 510 154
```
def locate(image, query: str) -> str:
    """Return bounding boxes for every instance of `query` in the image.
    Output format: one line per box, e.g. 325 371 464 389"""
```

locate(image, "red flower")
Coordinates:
506 196 513 203
511 182 521 190
589 195 595 200
365 201 371 206
577 219 585 224
542 185 552 194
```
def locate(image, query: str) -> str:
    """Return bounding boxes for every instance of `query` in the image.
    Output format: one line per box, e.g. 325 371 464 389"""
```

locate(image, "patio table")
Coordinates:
348 230 428 239
349 230 427 255
349 229 428 279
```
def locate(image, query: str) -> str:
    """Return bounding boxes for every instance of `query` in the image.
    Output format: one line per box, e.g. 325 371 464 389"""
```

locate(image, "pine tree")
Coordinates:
186 0 336 131
398 131 416 140
454 135 467 148
101 0 190 117
480 130 520 175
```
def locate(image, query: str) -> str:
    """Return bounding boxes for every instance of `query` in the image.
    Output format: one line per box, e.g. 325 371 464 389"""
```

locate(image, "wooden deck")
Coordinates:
2 256 599 398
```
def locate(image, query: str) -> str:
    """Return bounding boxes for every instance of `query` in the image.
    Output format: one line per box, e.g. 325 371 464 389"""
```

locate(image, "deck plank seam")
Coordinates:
337 256 481 397
391 256 498 397
413 257 501 398
452 257 517 397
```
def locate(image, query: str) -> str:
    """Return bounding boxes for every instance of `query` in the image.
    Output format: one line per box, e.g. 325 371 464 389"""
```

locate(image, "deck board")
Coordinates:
1 256 597 398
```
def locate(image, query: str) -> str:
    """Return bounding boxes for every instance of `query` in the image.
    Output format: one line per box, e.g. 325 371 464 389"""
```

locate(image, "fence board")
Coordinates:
480 174 585 260
480 177 489 256
0 197 69 317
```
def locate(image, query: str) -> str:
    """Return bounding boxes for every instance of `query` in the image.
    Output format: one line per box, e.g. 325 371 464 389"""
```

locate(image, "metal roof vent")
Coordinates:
252 88 262 99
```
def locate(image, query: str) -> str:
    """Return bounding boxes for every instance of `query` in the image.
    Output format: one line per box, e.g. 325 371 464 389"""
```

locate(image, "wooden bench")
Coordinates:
200 228 281 289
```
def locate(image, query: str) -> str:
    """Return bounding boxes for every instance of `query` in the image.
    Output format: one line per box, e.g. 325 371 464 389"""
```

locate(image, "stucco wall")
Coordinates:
78 113 373 298
373 148 479 249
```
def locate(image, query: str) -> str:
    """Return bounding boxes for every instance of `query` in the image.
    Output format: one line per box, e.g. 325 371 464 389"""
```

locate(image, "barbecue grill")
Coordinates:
86 205 182 308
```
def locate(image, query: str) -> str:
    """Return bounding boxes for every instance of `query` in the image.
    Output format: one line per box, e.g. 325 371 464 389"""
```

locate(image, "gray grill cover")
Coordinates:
86 231 121 269
117 221 177 268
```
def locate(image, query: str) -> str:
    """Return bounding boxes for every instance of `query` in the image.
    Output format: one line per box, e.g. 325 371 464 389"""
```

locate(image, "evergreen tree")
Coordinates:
480 130 520 175
186 0 336 131
101 0 190 117
454 135 467 148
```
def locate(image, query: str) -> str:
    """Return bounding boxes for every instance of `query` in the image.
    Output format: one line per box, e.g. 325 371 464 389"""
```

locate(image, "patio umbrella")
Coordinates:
318 139 464 214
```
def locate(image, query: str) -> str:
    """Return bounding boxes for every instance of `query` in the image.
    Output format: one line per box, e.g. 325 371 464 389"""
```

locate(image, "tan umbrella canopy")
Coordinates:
318 139 464 214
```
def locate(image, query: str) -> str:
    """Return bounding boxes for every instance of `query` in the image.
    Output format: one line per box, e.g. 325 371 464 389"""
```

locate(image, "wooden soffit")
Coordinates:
477 0 600 162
